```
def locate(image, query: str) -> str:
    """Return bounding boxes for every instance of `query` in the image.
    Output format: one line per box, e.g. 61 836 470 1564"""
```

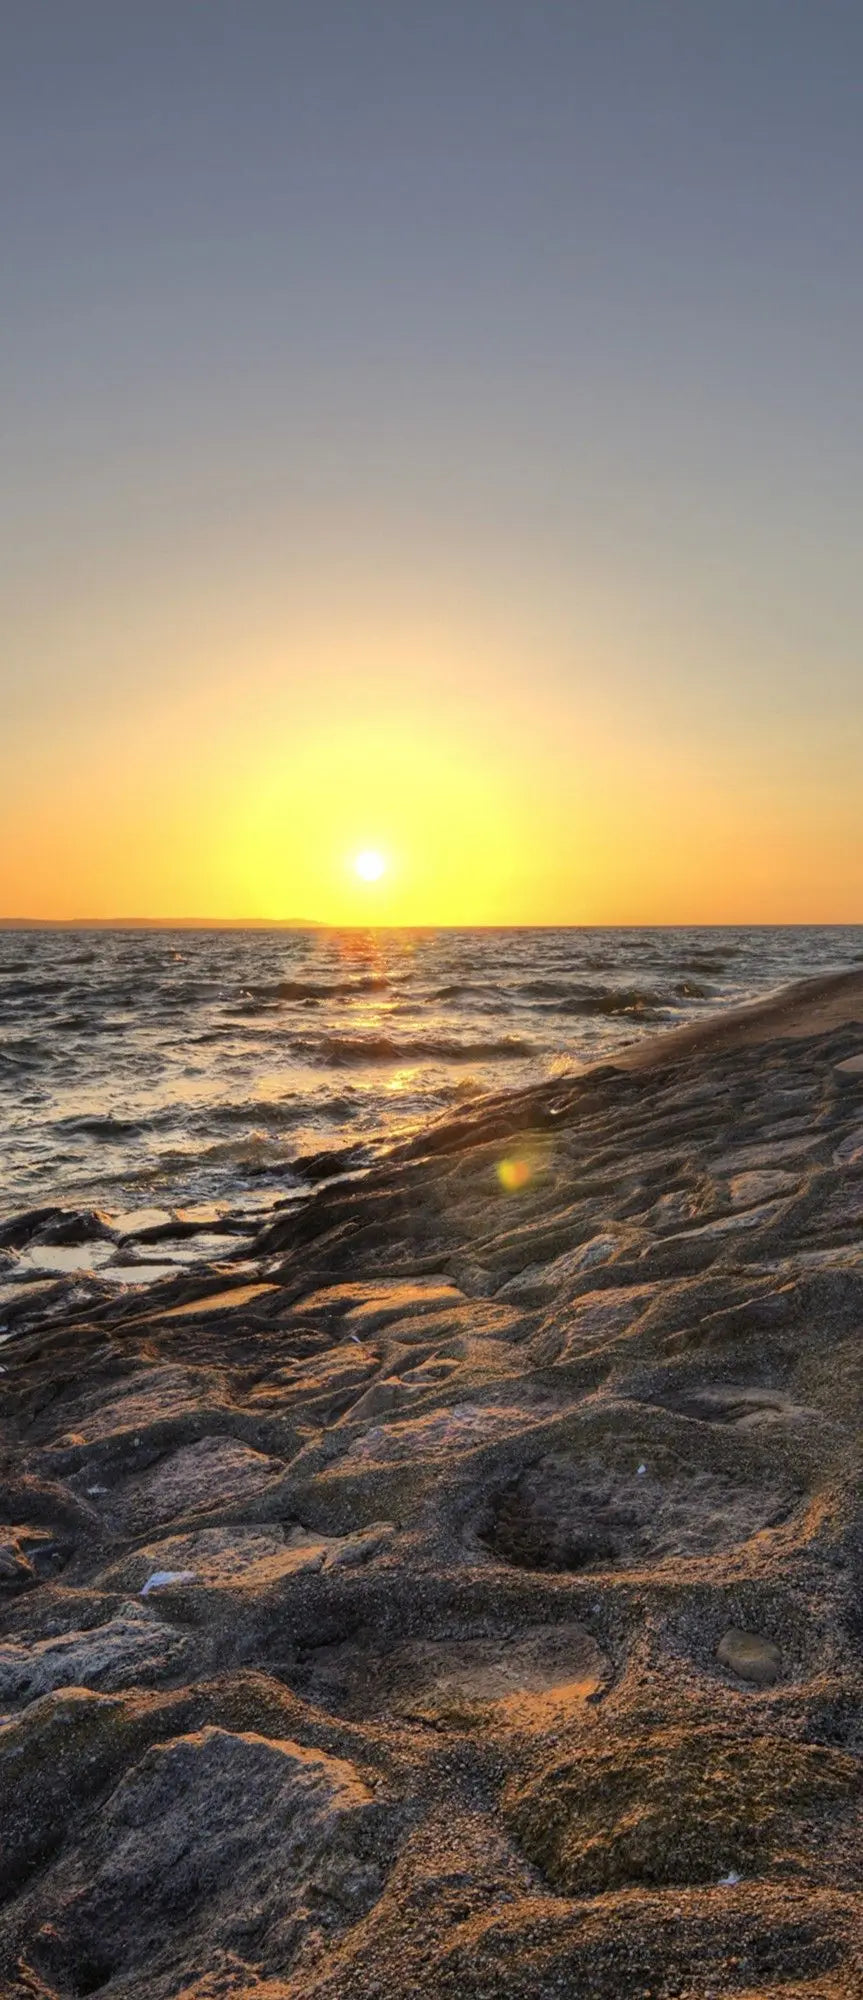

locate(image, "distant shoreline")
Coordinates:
0 917 323 931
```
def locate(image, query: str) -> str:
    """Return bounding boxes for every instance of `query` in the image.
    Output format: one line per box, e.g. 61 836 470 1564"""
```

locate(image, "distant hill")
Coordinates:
0 917 323 931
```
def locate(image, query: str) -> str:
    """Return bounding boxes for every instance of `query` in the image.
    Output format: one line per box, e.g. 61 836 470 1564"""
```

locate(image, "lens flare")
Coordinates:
497 1156 532 1192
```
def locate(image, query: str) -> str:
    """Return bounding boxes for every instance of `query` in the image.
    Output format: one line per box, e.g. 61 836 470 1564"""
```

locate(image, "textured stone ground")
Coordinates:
2 971 863 1998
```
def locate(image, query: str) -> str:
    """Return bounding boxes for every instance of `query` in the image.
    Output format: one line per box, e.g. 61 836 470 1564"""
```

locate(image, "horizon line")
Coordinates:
1 917 862 933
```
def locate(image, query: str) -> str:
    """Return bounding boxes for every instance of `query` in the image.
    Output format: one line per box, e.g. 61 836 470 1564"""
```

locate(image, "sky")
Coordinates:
2 0 862 925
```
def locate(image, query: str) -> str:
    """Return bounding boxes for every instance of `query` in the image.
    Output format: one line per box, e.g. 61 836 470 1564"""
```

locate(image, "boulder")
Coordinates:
716 1626 782 1686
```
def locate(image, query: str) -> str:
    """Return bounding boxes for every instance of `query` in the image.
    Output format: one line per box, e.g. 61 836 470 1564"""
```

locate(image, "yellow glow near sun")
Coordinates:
353 848 387 882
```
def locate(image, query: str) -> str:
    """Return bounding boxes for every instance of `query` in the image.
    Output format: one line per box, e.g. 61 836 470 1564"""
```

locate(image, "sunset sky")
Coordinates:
3 2 862 924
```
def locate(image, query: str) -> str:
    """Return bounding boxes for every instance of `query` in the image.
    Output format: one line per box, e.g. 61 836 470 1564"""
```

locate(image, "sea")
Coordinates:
2 924 862 1239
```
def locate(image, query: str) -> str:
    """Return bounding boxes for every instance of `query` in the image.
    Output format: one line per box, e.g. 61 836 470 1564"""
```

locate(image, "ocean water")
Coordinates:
1 924 861 1224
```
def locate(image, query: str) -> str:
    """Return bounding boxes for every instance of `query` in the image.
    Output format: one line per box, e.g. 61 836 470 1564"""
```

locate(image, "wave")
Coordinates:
432 981 503 1001
245 975 390 1003
191 1134 303 1171
202 1093 359 1130
557 987 667 1017
4 926 850 1218
0 976 71 1000
310 1032 534 1066
516 979 583 1001
516 980 668 1016
0 1037 48 1069
54 1114 150 1139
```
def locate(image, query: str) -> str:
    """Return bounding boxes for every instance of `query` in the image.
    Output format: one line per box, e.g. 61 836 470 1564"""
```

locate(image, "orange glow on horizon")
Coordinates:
1 601 861 927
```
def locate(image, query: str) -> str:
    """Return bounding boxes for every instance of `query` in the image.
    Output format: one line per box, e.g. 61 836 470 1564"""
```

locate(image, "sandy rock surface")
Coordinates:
1 969 863 1996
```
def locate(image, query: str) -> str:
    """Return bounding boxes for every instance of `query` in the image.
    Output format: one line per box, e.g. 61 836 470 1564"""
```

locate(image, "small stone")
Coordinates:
716 1627 782 1685
835 1053 863 1082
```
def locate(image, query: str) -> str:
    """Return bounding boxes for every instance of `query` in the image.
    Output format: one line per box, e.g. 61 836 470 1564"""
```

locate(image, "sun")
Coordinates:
353 848 387 883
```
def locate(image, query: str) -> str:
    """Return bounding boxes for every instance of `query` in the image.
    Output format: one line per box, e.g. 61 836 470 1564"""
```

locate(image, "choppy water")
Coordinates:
1 925 861 1221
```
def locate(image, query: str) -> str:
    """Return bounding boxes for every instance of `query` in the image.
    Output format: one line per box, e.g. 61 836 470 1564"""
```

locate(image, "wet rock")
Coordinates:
291 1141 374 1181
0 1606 189 1703
344 1400 548 1466
728 1168 799 1207
129 1231 254 1265
648 1187 704 1230
716 1626 783 1685
31 1209 116 1246
710 1136 821 1173
658 1384 813 1431
5 975 863 1997
324 1522 394 1568
99 1525 295 1593
636 1201 783 1275
481 1452 797 1572
530 1284 656 1365
0 1518 72 1593
0 1206 64 1250
497 1234 620 1305
0 1536 39 1595
10 1725 391 1990
99 1521 395 1595
310 1621 607 1722
833 1127 863 1168
346 1378 421 1422
50 1365 225 1448
0 1277 84 1327
383 1623 606 1717
119 1210 224 1243
506 1726 859 1891
447 1257 498 1295
669 1202 783 1243
0 1687 154 1895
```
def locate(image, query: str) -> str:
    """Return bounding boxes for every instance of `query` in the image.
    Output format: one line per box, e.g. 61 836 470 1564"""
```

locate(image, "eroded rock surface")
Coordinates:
2 977 863 1996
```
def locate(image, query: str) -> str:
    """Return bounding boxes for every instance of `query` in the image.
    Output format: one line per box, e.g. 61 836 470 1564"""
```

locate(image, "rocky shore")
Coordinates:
2 969 863 1998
